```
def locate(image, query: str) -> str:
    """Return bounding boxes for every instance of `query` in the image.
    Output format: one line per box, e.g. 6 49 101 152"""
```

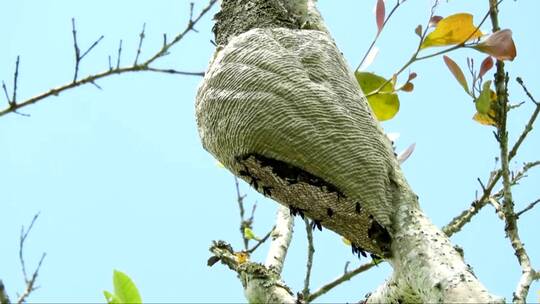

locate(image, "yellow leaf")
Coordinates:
342 237 351 246
473 112 497 126
473 87 498 127
235 252 249 264
355 72 400 121
216 161 225 168
421 13 483 49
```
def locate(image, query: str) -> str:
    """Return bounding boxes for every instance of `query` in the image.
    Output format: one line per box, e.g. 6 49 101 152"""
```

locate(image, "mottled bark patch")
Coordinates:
237 153 392 258
213 0 302 45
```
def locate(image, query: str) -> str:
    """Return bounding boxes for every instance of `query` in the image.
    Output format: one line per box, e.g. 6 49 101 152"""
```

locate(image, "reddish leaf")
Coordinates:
478 56 494 79
429 15 443 28
407 72 417 82
474 29 517 61
398 143 416 164
443 55 470 95
415 25 422 37
376 0 386 34
400 82 414 92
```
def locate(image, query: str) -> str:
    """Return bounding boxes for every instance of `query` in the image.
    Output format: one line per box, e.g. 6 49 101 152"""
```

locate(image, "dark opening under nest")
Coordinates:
235 153 392 259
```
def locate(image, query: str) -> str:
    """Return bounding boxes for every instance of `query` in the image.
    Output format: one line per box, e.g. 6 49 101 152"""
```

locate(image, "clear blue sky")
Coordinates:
1 0 539 302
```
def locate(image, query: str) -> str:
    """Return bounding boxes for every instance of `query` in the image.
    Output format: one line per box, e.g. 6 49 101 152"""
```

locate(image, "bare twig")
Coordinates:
19 214 39 280
145 67 204 76
234 176 250 250
510 78 540 160
80 36 104 60
71 18 104 82
12 56 20 105
2 81 9 104
0 65 204 117
144 0 217 65
477 177 487 193
90 81 102 90
516 198 540 218
0 0 217 117
2 56 21 107
355 0 407 72
133 23 146 66
516 77 539 105
306 262 376 302
444 110 540 236
71 18 80 82
302 218 315 298
116 39 123 70
443 170 499 236
17 253 46 304
71 19 104 82
247 226 275 253
16 213 47 304
188 3 198 33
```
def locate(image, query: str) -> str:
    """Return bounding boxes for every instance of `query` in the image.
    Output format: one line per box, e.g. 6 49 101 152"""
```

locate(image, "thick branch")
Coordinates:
488 1 534 302
264 205 294 274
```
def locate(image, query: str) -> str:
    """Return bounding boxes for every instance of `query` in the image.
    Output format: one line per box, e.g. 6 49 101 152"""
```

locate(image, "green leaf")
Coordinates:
355 72 399 121
243 227 260 241
443 56 470 95
103 290 121 304
113 270 142 304
473 81 498 127
475 81 492 114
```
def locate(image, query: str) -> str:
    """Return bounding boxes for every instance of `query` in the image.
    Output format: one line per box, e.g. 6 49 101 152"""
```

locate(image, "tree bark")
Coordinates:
196 0 503 302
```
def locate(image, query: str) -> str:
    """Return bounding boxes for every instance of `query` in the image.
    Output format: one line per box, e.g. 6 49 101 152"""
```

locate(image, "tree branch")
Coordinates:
133 23 146 66
16 213 46 304
444 85 540 237
488 1 534 302
306 262 375 303
246 226 274 254
264 205 294 274
208 207 296 303
302 218 315 298
234 176 249 250
511 78 540 159
0 0 217 117
516 198 540 218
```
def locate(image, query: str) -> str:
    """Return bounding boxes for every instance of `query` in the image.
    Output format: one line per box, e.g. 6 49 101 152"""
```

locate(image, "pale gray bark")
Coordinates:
208 207 296 303
197 0 503 302
264 205 294 273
